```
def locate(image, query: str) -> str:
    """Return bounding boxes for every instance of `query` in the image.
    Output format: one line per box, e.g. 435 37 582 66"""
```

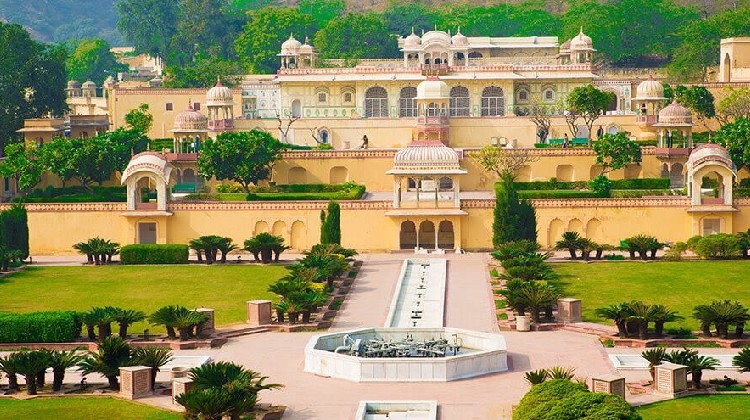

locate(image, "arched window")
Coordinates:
481 86 505 117
426 102 439 116
399 87 417 117
449 86 470 117
364 86 389 118
439 177 453 189
517 89 529 103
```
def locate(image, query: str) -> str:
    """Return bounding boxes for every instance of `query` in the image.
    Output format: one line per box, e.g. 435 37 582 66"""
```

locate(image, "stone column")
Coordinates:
120 366 152 400
434 220 439 250
393 176 401 209
434 177 439 207
453 177 460 208
655 362 688 396
196 308 215 337
172 378 193 405
557 298 582 323
247 300 272 326
592 374 626 399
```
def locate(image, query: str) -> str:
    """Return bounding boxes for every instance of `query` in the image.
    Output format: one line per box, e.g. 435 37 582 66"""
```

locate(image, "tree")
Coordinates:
114 308 146 338
527 96 556 143
715 116 750 170
0 204 30 260
133 347 173 391
38 137 76 187
173 0 240 63
65 38 126 85
668 85 715 130
566 85 615 145
0 23 68 146
641 347 666 382
48 349 84 391
592 132 641 176
493 174 518 247
320 201 341 245
555 231 585 260
14 350 50 395
116 0 180 59
124 104 154 135
234 7 316 74
314 13 399 60
197 130 285 192
275 111 300 143
164 56 243 88
298 0 346 29
68 136 121 189
717 88 750 126
733 347 750 373
78 336 133 390
472 145 538 179
0 143 41 191
382 0 439 35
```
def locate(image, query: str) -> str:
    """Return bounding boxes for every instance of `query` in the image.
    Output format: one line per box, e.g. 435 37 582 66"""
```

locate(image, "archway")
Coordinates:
138 222 157 244
548 219 564 248
121 153 172 212
568 218 583 234
517 165 532 182
329 166 349 184
670 163 684 188
586 218 602 243
556 165 574 182
418 221 436 249
624 164 641 179
661 163 670 179
724 53 731 82
364 86 388 118
254 221 269 235
399 221 417 249
182 168 196 184
589 165 603 180
272 221 287 242
288 167 307 184
438 221 454 249
291 100 302 118
290 221 307 250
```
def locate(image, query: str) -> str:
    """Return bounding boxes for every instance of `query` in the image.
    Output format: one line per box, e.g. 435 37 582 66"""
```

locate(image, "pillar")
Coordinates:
434 176 439 207
120 366 152 400
591 374 626 399
393 176 401 208
195 308 214 336
172 378 193 405
247 300 272 326
434 220 439 250
557 298 582 323
655 362 688 396
453 177 460 207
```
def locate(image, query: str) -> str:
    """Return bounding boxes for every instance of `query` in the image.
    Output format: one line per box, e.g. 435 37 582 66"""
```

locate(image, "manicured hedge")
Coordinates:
518 190 599 199
610 178 670 189
120 244 189 265
514 181 588 191
0 311 80 343
611 189 685 198
735 187 750 198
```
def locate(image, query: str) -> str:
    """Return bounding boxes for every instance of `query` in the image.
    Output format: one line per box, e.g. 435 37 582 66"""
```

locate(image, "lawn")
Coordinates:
0 265 287 332
0 397 179 419
551 261 750 331
637 395 750 419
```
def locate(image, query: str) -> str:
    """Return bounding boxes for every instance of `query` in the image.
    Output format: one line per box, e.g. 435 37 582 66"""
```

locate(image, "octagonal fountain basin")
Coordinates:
304 327 508 382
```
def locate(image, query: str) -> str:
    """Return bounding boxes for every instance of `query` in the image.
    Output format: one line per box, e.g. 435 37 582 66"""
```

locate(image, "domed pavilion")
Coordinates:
170 102 208 153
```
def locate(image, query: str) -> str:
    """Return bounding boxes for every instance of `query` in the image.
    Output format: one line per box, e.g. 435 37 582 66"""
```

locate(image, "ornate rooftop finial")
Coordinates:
457 26 462 34
579 26 584 35
411 26 415 35
434 24 437 31
215 76 222 87
304 35 310 44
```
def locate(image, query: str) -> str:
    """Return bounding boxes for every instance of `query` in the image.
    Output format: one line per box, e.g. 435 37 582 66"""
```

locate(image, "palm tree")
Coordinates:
114 308 146 338
524 369 549 385
172 307 209 340
14 350 50 395
244 233 286 264
189 237 208 263
732 347 750 372
625 301 654 340
686 355 719 389
48 349 84 391
499 279 528 317
595 303 631 337
736 228 750 258
664 348 697 366
78 336 133 390
547 366 575 380
133 347 173 390
641 347 666 382
188 361 283 420
216 237 238 263
650 305 682 337
693 304 715 337
88 306 119 340
555 231 583 259
299 291 329 323
0 353 21 391
73 240 95 264
81 310 99 340
518 282 560 324
149 305 180 339
176 387 233 420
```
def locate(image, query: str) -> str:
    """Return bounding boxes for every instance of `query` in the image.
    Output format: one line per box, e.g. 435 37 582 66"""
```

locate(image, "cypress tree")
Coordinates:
0 204 29 259
493 173 537 247
325 201 341 245
320 209 329 244
515 200 537 242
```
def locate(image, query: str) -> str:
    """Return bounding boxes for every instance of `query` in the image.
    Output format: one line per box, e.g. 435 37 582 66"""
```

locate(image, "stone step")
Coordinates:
215 326 270 339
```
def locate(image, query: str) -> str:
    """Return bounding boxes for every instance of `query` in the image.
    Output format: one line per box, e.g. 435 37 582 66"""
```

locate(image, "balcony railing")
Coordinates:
637 115 658 125
416 115 449 126
208 119 234 130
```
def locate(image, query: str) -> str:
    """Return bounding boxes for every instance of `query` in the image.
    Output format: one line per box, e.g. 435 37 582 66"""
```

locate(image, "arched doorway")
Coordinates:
291 100 302 118
556 165 574 182
399 221 417 249
418 221 436 249
548 219 564 248
724 53 731 82
254 221 269 235
438 221 454 249
288 167 307 184
272 221 287 242
329 166 349 184
586 218 602 243
670 163 684 188
568 218 583 234
290 221 307 250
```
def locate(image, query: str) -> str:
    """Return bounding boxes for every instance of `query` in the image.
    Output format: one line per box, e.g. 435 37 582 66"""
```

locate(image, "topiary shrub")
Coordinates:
120 244 189 264
0 311 80 343
689 234 741 259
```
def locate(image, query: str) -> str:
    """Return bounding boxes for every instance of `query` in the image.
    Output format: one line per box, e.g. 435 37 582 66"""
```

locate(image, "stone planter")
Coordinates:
171 367 189 380
516 315 531 332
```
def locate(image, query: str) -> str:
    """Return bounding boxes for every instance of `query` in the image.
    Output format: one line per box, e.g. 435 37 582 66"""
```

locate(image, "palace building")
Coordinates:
10 31 750 255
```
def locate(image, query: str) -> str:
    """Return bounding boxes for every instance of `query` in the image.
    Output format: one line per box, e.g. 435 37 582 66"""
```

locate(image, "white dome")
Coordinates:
173 104 208 131
206 78 233 106
635 76 665 100
280 34 301 55
404 30 422 48
299 43 313 54
67 80 81 89
421 31 451 47
687 144 734 173
82 80 96 88
570 28 593 50
416 78 449 99
657 100 692 126
451 28 468 46
390 140 464 174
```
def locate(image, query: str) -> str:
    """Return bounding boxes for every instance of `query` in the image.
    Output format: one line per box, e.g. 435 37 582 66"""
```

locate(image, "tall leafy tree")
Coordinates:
320 201 341 245
234 7 316 74
116 0 180 59
68 136 122 189
715 116 750 170
0 143 41 191
38 137 77 187
592 132 641 176
314 13 399 60
717 88 750 126
565 84 615 144
173 0 241 63
298 0 346 29
0 23 67 146
164 56 243 88
382 0 439 35
124 104 154 135
66 38 126 85
197 130 285 192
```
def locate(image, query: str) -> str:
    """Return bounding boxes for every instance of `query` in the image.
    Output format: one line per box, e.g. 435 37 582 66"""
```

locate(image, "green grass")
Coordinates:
0 265 286 332
495 300 507 309
0 397 179 419
637 395 750 419
551 261 750 331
